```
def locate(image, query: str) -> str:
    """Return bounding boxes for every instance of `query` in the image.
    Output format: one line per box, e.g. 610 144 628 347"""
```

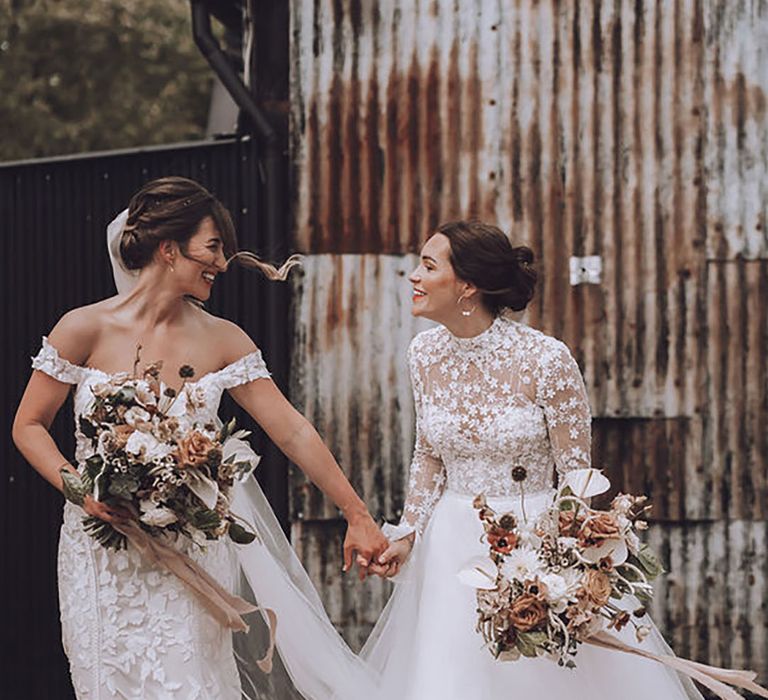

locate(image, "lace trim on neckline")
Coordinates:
33 336 267 387
444 316 509 350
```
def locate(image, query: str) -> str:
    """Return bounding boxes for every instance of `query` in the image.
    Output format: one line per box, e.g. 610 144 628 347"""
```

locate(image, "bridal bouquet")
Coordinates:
60 360 260 551
460 469 662 668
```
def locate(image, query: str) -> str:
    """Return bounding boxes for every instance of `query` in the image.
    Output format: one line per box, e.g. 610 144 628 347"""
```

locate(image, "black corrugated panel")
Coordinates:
0 136 291 698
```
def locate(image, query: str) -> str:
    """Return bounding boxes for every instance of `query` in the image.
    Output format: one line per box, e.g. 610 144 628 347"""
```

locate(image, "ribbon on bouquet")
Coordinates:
112 518 278 673
586 631 768 700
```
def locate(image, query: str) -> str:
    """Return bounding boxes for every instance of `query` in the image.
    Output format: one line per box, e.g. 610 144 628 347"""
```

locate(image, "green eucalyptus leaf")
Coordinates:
636 545 665 579
515 632 540 658
190 508 221 532
93 466 111 503
634 588 653 608
108 472 140 499
60 469 87 506
84 454 104 481
228 522 257 545
218 418 237 443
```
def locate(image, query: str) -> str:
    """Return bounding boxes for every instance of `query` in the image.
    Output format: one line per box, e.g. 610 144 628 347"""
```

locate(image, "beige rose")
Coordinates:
174 431 214 468
582 569 612 608
578 512 621 546
558 510 585 537
112 424 135 450
507 593 548 632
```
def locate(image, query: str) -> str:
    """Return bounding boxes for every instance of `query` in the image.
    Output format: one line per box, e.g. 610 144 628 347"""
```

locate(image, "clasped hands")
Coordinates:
343 515 414 580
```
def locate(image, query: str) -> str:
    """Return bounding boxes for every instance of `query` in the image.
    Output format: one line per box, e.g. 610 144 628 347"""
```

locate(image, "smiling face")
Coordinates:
164 216 228 301
409 233 473 323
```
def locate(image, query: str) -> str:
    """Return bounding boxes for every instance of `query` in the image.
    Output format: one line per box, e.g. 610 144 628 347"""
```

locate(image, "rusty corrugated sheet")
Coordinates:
648 521 768 675
287 0 768 682
289 0 766 506
704 259 768 521
591 417 693 522
289 254 432 521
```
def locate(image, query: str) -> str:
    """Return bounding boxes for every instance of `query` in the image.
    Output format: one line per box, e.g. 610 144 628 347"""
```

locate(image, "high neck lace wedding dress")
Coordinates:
361 315 703 700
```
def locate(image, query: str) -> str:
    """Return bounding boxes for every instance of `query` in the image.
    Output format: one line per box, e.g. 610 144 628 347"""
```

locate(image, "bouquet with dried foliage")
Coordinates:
60 359 259 551
460 469 661 667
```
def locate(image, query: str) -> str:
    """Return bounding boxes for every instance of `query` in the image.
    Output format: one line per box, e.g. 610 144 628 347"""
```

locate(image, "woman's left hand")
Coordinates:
343 513 389 580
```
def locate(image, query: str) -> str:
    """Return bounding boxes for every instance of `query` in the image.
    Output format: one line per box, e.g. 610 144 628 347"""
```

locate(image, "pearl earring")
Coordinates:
457 295 475 317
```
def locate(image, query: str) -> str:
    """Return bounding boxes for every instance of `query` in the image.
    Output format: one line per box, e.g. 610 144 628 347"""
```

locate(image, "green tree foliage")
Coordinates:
0 0 214 162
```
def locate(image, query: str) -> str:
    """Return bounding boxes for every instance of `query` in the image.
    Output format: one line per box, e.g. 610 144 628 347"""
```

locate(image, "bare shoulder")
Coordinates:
46 299 117 364
194 310 259 365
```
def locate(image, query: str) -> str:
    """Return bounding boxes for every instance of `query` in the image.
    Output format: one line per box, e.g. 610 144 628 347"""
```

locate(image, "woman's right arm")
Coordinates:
373 339 446 577
12 311 120 522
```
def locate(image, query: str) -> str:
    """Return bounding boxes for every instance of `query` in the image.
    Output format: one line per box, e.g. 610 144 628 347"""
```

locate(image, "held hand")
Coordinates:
367 536 414 579
343 512 389 581
82 495 132 524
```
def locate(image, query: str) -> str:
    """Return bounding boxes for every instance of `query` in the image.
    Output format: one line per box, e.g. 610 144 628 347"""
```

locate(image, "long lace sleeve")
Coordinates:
535 339 592 481
386 340 446 540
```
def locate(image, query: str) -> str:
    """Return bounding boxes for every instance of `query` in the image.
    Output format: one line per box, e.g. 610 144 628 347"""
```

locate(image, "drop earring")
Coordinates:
457 295 475 317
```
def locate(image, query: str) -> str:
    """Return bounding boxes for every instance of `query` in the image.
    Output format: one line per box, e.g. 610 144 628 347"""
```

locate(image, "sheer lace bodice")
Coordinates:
31 337 271 700
401 316 591 535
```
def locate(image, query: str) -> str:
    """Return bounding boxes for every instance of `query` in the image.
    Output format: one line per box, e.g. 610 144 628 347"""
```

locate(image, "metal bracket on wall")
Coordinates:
569 255 602 286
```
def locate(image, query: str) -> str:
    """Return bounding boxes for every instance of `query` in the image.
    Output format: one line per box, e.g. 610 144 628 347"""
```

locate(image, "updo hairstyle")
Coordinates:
434 220 536 314
120 176 298 281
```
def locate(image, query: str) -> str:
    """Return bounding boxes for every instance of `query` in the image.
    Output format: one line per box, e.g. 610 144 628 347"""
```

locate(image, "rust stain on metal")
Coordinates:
288 0 768 677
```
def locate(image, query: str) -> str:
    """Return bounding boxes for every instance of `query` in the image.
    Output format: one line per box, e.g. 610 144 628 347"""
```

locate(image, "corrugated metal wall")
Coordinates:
287 0 768 680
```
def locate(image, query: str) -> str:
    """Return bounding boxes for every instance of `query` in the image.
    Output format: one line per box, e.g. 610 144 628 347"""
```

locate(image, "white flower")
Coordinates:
134 385 158 408
222 435 260 478
635 625 651 643
125 431 174 462
500 546 545 583
516 525 543 549
612 494 635 515
581 538 628 565
187 526 209 548
139 501 178 527
625 529 641 554
123 406 151 428
539 569 581 612
561 469 611 498
186 470 220 510
457 556 498 590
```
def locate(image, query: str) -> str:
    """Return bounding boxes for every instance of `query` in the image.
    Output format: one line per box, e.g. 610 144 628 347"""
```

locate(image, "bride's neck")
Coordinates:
442 310 496 339
116 276 190 329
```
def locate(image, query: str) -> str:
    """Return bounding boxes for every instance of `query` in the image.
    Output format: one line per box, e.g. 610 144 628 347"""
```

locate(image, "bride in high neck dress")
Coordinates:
362 220 704 700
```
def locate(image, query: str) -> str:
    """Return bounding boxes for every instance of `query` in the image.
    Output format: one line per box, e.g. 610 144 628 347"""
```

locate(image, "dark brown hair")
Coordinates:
434 220 536 314
120 176 299 280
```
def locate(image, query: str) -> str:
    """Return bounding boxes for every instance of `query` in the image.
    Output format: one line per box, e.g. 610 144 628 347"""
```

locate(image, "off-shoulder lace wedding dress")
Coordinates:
361 316 703 700
32 338 271 699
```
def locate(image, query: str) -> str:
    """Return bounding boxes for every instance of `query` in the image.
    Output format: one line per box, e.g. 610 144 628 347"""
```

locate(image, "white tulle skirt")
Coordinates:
361 489 704 700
